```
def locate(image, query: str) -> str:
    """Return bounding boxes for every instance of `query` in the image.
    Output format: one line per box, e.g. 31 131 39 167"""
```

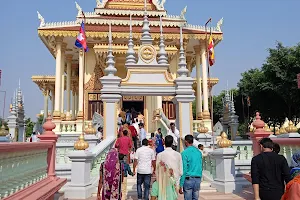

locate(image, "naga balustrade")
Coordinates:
0 117 67 200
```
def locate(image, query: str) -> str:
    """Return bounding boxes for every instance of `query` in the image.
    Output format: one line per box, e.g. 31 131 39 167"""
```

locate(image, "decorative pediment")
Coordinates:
98 0 166 11
84 64 105 90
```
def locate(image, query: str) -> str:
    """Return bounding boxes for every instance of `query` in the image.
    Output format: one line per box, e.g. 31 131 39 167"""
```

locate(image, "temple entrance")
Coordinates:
122 96 144 114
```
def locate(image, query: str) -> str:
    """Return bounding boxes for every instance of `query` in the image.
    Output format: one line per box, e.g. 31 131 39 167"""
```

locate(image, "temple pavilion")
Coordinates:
32 0 222 132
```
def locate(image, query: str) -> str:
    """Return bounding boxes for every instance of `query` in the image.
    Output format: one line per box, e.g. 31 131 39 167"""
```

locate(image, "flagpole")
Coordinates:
205 18 215 149
82 11 86 133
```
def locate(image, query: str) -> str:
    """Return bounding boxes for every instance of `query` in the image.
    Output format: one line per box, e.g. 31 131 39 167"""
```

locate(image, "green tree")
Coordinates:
25 118 35 138
237 42 300 123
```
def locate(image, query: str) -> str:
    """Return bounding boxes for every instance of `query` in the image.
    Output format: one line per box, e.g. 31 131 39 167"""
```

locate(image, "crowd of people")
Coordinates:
250 138 300 200
96 107 204 200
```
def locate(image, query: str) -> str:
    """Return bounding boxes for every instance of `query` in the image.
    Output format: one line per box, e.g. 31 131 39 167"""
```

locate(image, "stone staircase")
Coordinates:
124 164 217 200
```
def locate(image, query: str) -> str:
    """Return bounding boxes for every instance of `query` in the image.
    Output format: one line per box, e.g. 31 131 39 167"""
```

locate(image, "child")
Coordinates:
198 144 208 157
119 154 134 177
148 133 156 151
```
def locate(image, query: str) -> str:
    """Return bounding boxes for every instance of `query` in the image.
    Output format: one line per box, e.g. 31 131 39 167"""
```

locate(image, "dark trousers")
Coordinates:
132 136 138 151
172 145 177 151
259 189 284 200
137 173 151 200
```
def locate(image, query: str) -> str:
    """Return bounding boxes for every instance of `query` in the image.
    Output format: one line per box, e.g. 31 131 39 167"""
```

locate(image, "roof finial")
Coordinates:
157 16 168 64
75 1 83 17
141 0 153 45
126 11 136 65
11 91 16 114
18 78 21 89
37 11 45 27
104 23 117 77
177 26 189 77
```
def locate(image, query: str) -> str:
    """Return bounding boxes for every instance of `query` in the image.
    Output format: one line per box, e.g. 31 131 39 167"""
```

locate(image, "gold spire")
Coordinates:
264 124 272 132
285 121 298 133
279 125 287 135
0 124 8 136
85 122 96 135
217 132 232 148
74 134 89 150
197 121 208 134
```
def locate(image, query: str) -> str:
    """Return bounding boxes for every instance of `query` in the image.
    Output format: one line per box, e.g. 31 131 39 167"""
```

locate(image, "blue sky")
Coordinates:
0 0 299 120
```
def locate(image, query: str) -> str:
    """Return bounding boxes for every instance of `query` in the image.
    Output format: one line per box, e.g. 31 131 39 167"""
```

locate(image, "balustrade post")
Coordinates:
65 134 94 199
248 112 271 156
38 116 58 180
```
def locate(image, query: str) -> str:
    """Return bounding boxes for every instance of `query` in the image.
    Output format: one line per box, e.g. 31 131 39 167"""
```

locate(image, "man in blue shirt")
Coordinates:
179 135 202 200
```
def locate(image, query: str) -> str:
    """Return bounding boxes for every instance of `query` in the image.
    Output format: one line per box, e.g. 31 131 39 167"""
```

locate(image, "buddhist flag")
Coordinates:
208 35 215 66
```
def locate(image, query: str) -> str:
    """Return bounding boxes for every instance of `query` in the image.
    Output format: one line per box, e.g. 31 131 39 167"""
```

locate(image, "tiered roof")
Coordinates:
37 0 223 39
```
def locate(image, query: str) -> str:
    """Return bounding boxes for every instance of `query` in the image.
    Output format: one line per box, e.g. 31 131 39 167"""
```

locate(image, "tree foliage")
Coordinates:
236 42 300 123
25 118 35 138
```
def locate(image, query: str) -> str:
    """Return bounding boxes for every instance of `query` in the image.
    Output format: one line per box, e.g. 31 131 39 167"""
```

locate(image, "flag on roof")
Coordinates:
208 35 215 66
75 22 88 52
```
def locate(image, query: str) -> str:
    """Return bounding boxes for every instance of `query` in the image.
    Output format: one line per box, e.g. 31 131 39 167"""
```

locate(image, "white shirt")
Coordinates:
139 128 147 145
96 131 102 143
156 147 183 185
31 135 38 142
134 146 155 174
133 122 140 135
167 128 180 146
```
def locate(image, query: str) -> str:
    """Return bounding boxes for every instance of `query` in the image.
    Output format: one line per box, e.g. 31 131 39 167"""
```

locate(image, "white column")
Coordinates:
51 91 55 116
53 38 62 119
61 44 66 117
156 96 162 109
201 45 210 119
194 45 203 120
75 92 78 117
43 90 49 119
72 91 76 120
77 50 84 119
66 55 72 120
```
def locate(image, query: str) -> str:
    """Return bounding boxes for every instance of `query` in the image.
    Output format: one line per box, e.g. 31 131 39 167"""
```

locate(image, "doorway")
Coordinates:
123 101 144 114
122 96 144 114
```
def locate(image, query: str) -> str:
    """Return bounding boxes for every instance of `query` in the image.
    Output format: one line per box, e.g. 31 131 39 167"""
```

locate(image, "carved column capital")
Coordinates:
193 45 201 53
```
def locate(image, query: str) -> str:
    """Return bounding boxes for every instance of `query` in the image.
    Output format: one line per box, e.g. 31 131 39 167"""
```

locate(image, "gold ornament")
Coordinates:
217 132 232 148
264 124 272 132
279 125 287 135
197 121 208 134
0 124 8 136
285 121 298 133
249 123 256 132
139 45 156 63
85 122 96 135
74 134 89 150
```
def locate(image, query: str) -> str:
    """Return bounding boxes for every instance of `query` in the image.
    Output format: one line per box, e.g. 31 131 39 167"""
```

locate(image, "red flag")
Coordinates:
208 35 215 66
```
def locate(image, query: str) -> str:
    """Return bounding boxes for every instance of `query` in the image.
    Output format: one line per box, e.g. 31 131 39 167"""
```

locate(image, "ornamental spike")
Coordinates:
141 0 153 45
104 23 117 76
126 11 136 65
157 16 168 65
177 26 188 77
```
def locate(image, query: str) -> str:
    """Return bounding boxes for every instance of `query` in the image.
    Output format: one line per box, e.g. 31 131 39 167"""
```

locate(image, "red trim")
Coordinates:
4 177 67 200
0 142 53 152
